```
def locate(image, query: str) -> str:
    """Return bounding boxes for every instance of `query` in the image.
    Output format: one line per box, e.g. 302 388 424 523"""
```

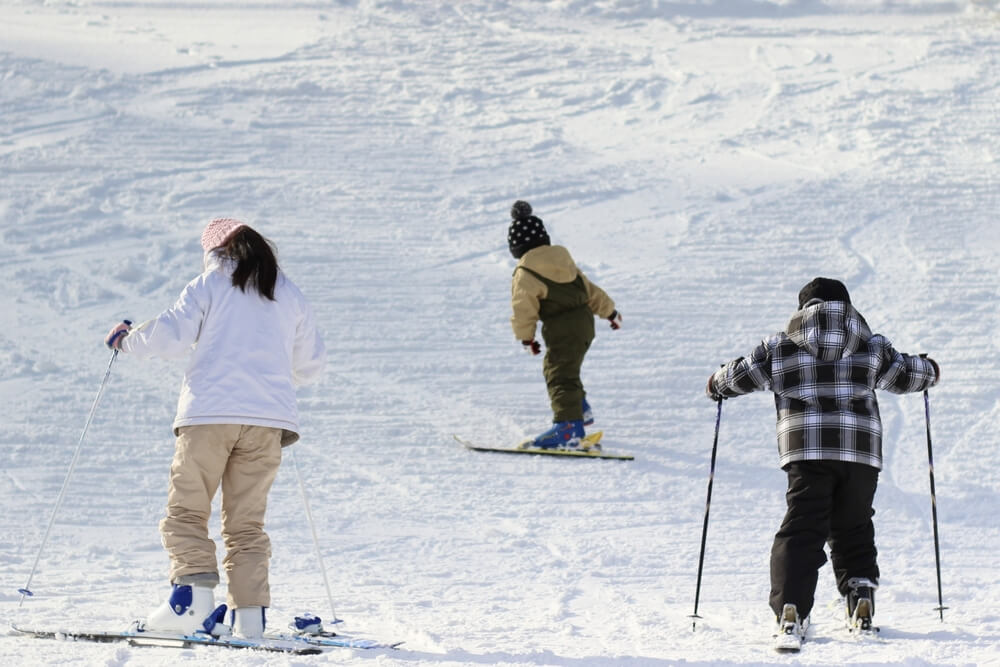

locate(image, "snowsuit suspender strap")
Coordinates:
516 266 591 321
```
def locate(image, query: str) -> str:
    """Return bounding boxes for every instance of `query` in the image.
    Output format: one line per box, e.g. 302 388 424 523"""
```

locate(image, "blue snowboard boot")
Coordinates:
531 420 585 449
582 397 594 426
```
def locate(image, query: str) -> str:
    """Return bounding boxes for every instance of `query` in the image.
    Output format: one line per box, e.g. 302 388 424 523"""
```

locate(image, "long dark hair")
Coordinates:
218 227 279 301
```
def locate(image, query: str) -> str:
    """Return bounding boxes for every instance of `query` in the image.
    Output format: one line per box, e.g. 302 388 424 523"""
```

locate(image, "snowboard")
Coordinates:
454 432 634 460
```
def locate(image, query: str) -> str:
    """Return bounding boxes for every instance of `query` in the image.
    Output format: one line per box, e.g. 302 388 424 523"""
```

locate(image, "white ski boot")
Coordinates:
231 606 267 640
141 584 223 636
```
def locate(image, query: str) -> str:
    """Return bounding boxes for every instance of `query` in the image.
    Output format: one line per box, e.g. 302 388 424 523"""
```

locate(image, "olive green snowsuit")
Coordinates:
510 245 615 423
519 266 594 421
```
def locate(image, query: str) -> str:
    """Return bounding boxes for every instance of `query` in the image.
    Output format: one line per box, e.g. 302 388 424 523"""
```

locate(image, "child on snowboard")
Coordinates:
104 218 325 639
705 277 939 640
507 200 621 449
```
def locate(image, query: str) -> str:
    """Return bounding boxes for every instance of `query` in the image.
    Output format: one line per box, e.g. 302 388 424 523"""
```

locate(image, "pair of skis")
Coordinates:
10 622 402 655
455 431 634 461
773 614 880 653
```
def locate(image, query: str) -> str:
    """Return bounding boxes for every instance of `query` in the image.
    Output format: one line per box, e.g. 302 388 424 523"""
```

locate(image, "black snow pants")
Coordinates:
768 460 880 619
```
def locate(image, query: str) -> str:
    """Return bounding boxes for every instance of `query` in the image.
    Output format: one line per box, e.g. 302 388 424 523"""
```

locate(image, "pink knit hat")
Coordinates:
201 217 247 251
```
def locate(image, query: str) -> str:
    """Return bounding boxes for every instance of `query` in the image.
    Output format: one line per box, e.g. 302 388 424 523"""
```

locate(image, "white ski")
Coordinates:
11 622 323 654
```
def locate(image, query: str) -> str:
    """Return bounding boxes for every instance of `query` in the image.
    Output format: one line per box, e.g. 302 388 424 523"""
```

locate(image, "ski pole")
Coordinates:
289 447 340 625
691 397 723 631
923 387 947 621
18 325 128 606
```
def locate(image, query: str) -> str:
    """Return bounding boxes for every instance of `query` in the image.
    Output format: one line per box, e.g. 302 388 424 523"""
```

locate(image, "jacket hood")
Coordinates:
785 300 872 361
203 248 224 272
517 245 579 283
203 248 242 274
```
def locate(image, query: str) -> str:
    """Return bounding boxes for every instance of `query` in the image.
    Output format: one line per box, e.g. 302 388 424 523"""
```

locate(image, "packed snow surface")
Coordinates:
1 0 998 665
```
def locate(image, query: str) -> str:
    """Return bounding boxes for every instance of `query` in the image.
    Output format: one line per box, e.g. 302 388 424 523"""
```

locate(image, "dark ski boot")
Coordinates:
846 577 877 632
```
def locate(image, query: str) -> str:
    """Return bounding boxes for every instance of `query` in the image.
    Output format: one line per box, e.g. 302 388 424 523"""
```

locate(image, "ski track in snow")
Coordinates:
2 0 999 665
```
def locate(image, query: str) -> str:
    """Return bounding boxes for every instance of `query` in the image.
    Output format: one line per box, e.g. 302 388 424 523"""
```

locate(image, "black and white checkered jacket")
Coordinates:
710 301 938 470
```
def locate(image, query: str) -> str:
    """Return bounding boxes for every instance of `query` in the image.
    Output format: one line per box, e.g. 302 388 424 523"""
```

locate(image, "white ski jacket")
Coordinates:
121 251 326 445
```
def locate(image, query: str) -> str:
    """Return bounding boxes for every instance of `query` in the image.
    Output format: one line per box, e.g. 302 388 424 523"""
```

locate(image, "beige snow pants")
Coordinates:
160 424 282 608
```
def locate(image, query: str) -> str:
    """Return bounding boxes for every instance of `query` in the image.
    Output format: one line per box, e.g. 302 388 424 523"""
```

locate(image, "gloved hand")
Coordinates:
921 354 941 385
105 320 132 350
706 374 724 401
522 339 541 355
928 357 940 384
608 310 622 330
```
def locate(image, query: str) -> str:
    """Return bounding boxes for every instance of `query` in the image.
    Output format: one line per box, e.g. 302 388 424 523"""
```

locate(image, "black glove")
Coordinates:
706 374 724 401
920 354 941 385
608 310 622 330
522 339 541 355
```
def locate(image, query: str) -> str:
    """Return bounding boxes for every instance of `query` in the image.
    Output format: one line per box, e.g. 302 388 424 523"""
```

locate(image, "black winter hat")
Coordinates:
511 200 533 221
507 201 550 259
798 277 851 308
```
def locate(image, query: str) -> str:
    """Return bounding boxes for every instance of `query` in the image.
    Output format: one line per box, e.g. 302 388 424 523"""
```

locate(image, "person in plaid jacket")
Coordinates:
706 277 939 634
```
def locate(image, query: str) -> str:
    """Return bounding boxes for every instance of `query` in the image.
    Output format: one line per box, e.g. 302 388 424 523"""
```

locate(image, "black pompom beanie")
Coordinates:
507 200 550 259
798 277 851 308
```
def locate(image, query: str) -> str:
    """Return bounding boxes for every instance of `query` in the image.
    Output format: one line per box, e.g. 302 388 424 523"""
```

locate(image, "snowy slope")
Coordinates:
1 0 998 664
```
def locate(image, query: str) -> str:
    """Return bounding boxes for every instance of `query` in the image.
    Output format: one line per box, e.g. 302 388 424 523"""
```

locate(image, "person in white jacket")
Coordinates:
104 217 325 639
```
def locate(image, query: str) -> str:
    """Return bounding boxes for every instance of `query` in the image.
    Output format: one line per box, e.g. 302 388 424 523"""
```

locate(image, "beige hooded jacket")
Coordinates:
510 245 615 341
